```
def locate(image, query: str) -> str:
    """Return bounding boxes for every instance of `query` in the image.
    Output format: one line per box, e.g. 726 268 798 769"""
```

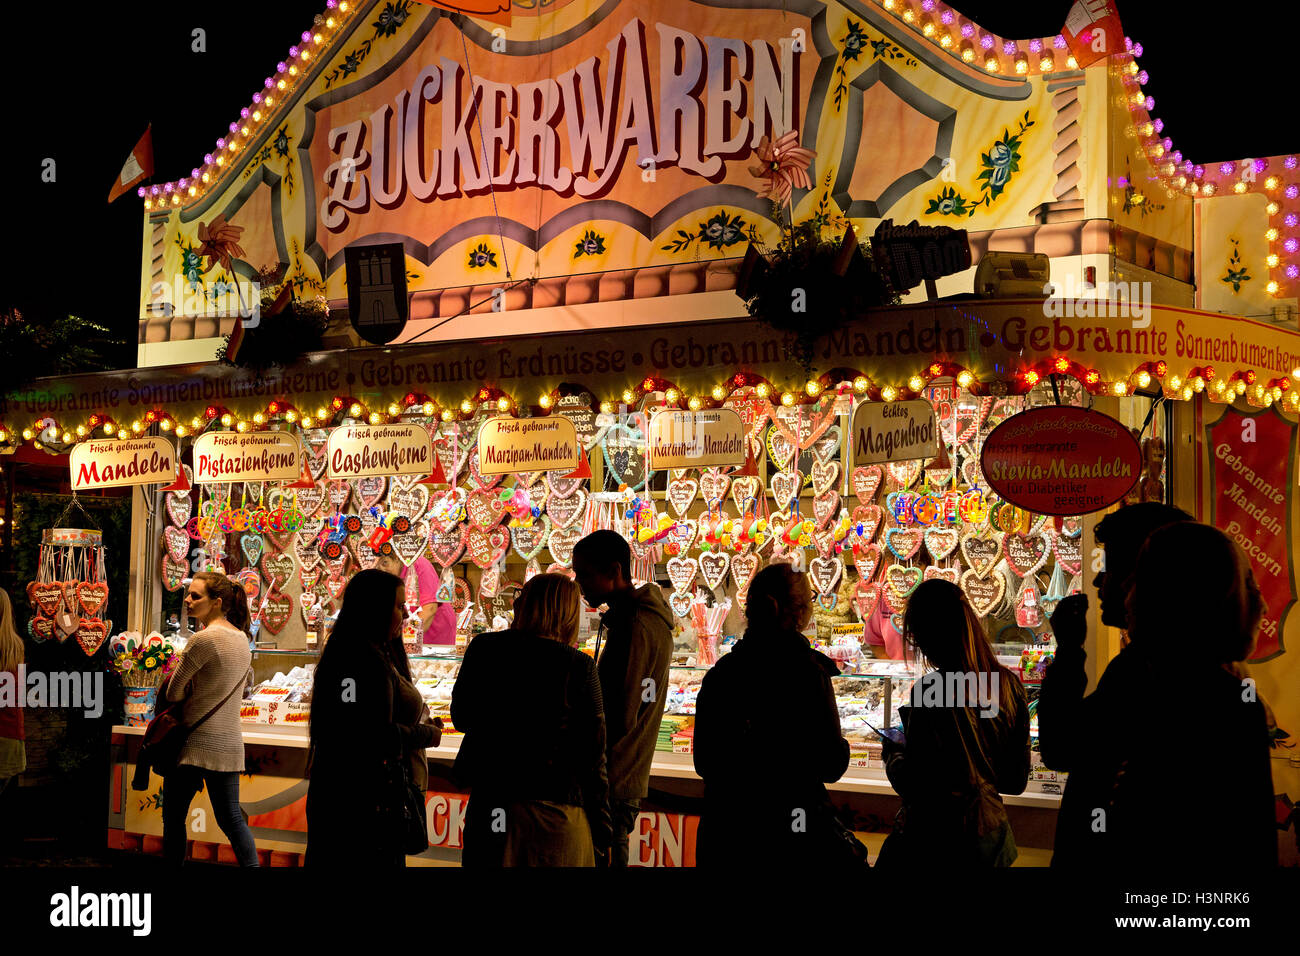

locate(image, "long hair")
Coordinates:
1127 522 1263 663
513 574 581 645
0 588 22 673
902 579 1019 718
192 571 251 635
311 569 404 742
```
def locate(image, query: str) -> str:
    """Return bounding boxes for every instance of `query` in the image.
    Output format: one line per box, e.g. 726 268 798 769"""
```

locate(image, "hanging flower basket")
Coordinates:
215 282 329 371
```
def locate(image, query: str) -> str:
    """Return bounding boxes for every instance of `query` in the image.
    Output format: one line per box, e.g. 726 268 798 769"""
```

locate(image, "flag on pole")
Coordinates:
108 126 154 203
1059 0 1124 70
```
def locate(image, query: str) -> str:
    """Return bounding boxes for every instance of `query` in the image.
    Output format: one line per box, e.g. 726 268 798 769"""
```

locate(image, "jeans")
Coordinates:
163 765 260 866
604 799 641 868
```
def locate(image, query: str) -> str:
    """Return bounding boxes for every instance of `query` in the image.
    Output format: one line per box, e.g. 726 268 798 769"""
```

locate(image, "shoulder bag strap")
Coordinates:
185 666 252 736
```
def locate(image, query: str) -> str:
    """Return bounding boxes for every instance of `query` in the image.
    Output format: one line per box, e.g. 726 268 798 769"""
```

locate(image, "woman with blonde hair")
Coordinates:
0 588 26 795
451 573 610 866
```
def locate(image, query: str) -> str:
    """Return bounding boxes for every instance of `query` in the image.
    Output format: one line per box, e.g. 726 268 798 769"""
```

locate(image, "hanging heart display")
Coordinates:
662 518 698 557
260 589 293 635
923 528 960 562
731 551 759 598
546 469 583 500
305 447 328 481
1052 532 1083 575
853 582 882 622
75 619 107 655
240 534 264 568
261 552 295 588
390 483 432 522
729 476 761 514
31 583 64 618
466 489 509 532
923 566 961 585
884 564 922 606
546 488 588 531
294 537 322 572
724 386 773 459
350 540 380 571
163 526 190 564
808 555 844 596
1003 532 1050 579
765 428 797 472
77 582 109 617
326 480 352 512
667 556 699 593
294 483 327 518
355 476 387 509
848 505 883 547
511 514 551 561
698 552 730 591
601 423 648 490
961 568 1006 618
960 531 1003 579
811 425 841 464
165 495 192 528
886 459 922 489
852 542 882 583
770 470 801 511
59 581 79 616
851 465 884 505
427 487 467 532
884 528 923 561
667 477 698 517
546 525 582 566
392 520 432 567
669 590 694 618
162 554 187 591
699 468 730 505
428 526 468 568
323 550 350 579
811 460 839 496
325 574 348 603
466 449 504 492
30 616 55 643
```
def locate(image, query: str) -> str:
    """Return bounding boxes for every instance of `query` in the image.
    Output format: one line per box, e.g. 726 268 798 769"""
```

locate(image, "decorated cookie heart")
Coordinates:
770 470 801 511
1052 532 1083 575
699 468 730 506
1003 532 1050 579
163 526 190 564
924 463 954 489
667 477 698 518
305 447 328 481
960 456 983 490
885 528 923 561
511 515 551 561
428 526 467 568
852 542 882 583
393 520 433 567
165 494 192 528
699 552 730 591
355 476 387 509
884 564 922 604
465 526 509 569
30 615 55 643
546 525 582 566
849 505 883 547
260 590 293 635
240 534 264 568
324 551 350 579
523 479 549 515
851 465 883 505
390 483 431 522
427 487 467 532
663 518 698 556
75 619 107 656
350 541 380 571
294 483 326 519
811 460 840 496
812 426 841 464
812 526 837 558
667 556 699 592
326 480 351 512
730 476 762 514
923 566 961 585
546 468 583 500
466 450 504 492
77 582 109 617
602 423 648 490
162 555 187 591
731 551 759 595
294 537 322 572
31 583 64 618
809 555 844 596
854 582 882 622
299 514 325 544
466 489 508 532
546 488 588 531
960 532 1003 579
299 565 321 593
669 590 694 618
169 465 195 501
813 490 839 528
261 552 295 588
886 460 922 489
924 528 960 562
961 568 1006 618
766 427 797 471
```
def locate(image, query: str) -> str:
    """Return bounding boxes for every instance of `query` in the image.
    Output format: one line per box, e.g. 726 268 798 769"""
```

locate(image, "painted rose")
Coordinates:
988 141 1013 188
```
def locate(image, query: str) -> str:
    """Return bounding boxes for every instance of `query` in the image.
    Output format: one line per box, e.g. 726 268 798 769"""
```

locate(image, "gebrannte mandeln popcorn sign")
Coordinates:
327 423 432 479
851 399 939 465
477 417 579 475
192 431 302 483
647 409 745 468
70 437 177 490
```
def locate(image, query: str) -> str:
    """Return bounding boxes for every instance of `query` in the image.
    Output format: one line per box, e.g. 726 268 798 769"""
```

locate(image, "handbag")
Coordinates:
811 799 871 867
382 757 429 856
132 669 249 789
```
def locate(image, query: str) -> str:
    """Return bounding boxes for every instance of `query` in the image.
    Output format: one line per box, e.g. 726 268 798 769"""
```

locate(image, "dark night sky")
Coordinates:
0 0 1289 374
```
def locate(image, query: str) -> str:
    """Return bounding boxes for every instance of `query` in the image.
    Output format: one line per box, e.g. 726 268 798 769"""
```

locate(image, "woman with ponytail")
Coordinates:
160 571 259 866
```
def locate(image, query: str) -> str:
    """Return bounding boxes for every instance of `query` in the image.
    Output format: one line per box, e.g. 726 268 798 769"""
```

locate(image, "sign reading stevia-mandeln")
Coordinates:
980 406 1140 515
478 417 580 476
648 409 745 469
851 400 939 465
70 437 176 490
327 423 432 479
192 432 302 483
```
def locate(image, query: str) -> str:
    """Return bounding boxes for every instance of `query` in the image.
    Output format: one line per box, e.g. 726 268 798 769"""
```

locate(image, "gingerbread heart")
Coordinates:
355 476 387 509
961 569 1005 618
429 526 467 568
30 615 55 643
885 528 923 561
511 515 551 561
730 476 762 514
669 590 694 618
1058 516 1083 538
923 566 961 585
960 457 983 490
923 528 960 562
294 483 326 518
427 487 467 532
961 532 1003 579
886 460 922 489
770 470 801 511
766 428 797 471
851 465 883 505
849 505 883 547
811 460 839 496
351 541 380 571
240 534 264 568
667 556 699 592
77 582 109 617
1052 533 1083 575
31 583 64 618
261 551 295 588
546 525 582 566
260 589 293 634
663 518 698 556
467 451 504 492
812 490 839 528
305 447 328 481
699 552 730 591
299 515 325 543
392 520 432 567
667 477 698 518
390 483 431 522
1003 532 1049 579
163 526 190 564
699 468 730 505
524 479 549 515
809 555 844 596
852 542 882 583
165 495 192 528
325 575 348 603
162 555 187 591
466 489 508 532
546 488 588 531
731 551 759 595
295 536 322 571
326 480 351 512
853 582 882 622
546 470 582 500
812 426 840 463
884 564 922 604
323 551 350 578
298 565 321 593
75 619 107 656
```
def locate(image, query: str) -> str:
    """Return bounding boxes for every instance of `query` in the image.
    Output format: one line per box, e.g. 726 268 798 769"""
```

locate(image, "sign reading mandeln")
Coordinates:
327 423 432 479
851 400 939 465
192 431 302 483
478 417 580 475
70 437 176 490
647 409 745 469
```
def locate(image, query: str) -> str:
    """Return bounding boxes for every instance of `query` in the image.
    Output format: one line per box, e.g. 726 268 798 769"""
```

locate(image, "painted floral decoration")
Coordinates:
574 229 606 259
373 0 413 37
468 242 498 269
661 210 750 254
1222 238 1251 293
925 112 1035 218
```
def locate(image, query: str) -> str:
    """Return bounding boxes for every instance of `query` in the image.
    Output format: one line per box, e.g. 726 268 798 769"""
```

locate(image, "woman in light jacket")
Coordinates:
161 571 259 866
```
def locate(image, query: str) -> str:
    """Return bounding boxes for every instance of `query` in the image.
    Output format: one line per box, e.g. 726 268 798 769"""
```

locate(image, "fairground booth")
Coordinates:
1 0 1296 865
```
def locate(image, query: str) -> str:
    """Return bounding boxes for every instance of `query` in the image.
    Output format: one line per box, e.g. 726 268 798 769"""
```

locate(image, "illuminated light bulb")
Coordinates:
1181 387 1192 401
711 385 726 400
1273 386 1283 401
76 425 87 437
285 410 298 423
160 419 172 431
780 392 795 407
220 413 233 426
143 200 152 210
881 386 898 402
369 413 382 425
277 79 286 90
1137 371 1151 388
688 396 702 411
343 402 360 417
175 425 188 437
853 376 869 393
984 56 999 72
1023 370 1040 386
1054 357 1070 373
1233 182 1247 194
1213 379 1226 394
1202 183 1214 196
755 382 770 398
902 7 914 22
1267 254 1280 268
497 397 510 412
1236 380 1247 395
1266 228 1279 242
599 402 613 415
253 412 266 425
1266 176 1279 190
419 402 433 416
313 33 322 44
539 394 553 409
1170 375 1182 391
1067 55 1077 68
301 417 314 428
388 403 401 417
103 424 115 436
1040 55 1053 70
1112 381 1127 396
441 409 454 422
805 380 821 397
253 111 261 122
1015 56 1028 74
923 21 935 36
1267 281 1280 294
240 126 249 137
957 370 974 388
326 18 335 28
340 1 349 10
289 65 298 76
171 195 179 205
265 96 274 107
940 33 953 48
456 399 472 415
21 429 33 441
908 375 924 392
216 156 224 166
665 388 680 403
622 389 634 404
62 432 72 444
201 172 210 184
1142 122 1153 136
300 51 310 62
962 47 975 62
236 420 249 433
1267 202 1280 216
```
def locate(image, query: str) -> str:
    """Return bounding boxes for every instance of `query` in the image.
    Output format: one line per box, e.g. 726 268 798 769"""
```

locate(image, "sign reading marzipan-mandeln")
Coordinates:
327 423 432 479
70 437 176 490
192 432 302 483
477 417 580 476
851 400 939 465
648 409 745 468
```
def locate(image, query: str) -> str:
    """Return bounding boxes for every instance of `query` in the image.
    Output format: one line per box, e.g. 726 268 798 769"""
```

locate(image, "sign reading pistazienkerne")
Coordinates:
192 431 302 483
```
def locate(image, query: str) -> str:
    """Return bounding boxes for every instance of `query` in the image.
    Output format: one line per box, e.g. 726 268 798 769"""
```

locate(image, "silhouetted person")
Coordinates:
307 569 440 866
1039 502 1190 866
452 574 610 866
573 530 673 867
693 564 858 867
876 579 1029 867
1045 523 1276 867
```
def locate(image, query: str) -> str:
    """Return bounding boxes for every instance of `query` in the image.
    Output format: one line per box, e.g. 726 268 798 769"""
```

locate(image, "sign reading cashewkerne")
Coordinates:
648 409 745 468
980 406 1140 515
192 431 302 483
327 423 432 479
851 400 939 465
70 437 176 490
478 417 580 475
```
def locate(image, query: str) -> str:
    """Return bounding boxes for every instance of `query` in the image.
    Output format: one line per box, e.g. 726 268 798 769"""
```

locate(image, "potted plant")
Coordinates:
109 631 181 726
215 264 330 371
